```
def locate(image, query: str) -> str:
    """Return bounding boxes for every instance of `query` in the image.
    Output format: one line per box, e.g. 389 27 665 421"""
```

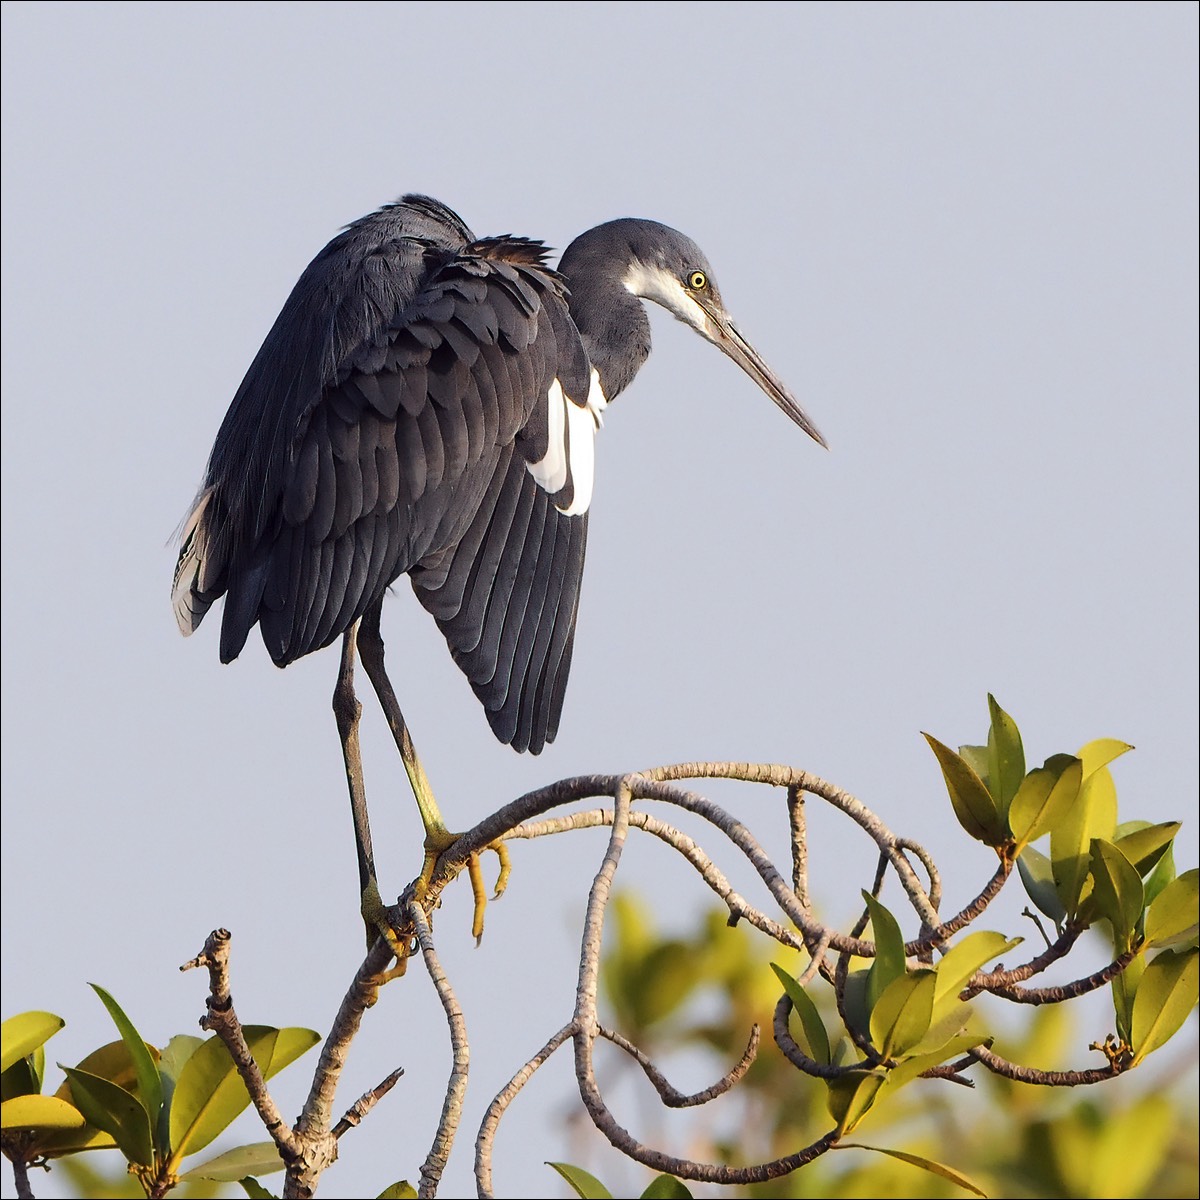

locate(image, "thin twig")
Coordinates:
598 1024 760 1107
788 784 810 910
969 1043 1122 1086
412 900 468 1199
332 1069 404 1139
476 1024 577 1198
962 925 1084 997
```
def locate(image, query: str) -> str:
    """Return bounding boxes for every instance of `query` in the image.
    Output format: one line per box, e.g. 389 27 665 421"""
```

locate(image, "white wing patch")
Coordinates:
172 488 215 635
526 376 606 516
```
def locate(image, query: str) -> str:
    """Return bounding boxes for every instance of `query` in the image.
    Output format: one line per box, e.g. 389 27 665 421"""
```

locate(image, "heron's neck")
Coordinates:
558 232 652 401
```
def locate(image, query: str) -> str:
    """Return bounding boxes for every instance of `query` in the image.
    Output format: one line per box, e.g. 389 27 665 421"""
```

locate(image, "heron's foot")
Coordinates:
361 878 415 980
416 829 512 943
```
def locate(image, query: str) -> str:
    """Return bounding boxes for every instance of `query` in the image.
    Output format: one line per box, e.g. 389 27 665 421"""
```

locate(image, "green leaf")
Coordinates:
1112 822 1180 879
932 931 1022 1022
159 1035 205 1085
869 970 936 1059
1088 840 1145 951
1 1058 40 1103
957 745 990 789
89 985 162 1140
182 1141 286 1181
1143 869 1199 949
640 1175 693 1198
1077 738 1133 776
239 1179 278 1199
1144 842 1178 910
1112 952 1146 1043
842 970 871 1042
169 1026 319 1161
924 734 1005 845
61 1066 154 1167
770 963 830 1064
837 1143 987 1197
1017 846 1067 924
884 1033 986 1093
1010 754 1081 849
826 1070 886 1135
376 1184 418 1200
1 1012 65 1073
863 893 907 1014
986 695 1025 814
547 1161 614 1199
1051 765 1118 915
1130 948 1199 1065
0 1094 86 1131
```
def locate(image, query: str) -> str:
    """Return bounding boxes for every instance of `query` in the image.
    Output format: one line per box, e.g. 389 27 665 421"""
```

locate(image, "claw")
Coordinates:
415 833 512 943
360 878 414 979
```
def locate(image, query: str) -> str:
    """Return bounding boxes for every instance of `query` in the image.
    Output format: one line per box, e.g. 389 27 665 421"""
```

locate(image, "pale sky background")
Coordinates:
2 3 1197 1198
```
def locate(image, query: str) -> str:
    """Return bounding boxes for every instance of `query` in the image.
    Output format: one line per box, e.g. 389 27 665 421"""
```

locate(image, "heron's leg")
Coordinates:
333 621 408 958
357 599 511 939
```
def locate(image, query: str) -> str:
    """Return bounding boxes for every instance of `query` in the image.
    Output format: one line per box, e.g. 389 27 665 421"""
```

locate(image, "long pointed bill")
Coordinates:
700 304 828 449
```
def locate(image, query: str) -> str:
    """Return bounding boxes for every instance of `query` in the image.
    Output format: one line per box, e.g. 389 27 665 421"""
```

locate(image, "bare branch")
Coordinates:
475 1025 577 1199
773 994 863 1079
332 1069 404 1139
411 900 469 1199
788 784 810 910
180 930 300 1162
969 1043 1122 1086
972 948 1136 1005
597 1023 760 1107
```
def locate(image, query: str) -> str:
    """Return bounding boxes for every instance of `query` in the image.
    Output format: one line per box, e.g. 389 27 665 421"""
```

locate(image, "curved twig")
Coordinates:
597 1023 760 1107
968 1043 1122 1085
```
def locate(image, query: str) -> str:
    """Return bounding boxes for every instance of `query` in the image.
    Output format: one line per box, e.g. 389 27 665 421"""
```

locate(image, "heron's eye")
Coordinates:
687 270 707 291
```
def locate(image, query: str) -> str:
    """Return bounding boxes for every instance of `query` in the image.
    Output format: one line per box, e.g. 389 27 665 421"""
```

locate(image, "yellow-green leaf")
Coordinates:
863 893 906 1013
924 735 1005 845
826 1070 886 1135
884 1032 986 1093
377 1185 418 1200
89 985 162 1137
986 694 1025 814
169 1026 319 1162
1143 870 1199 949
932 931 1021 1023
1130 948 1198 1065
1089 840 1144 951
837 1143 987 1197
1051 765 1118 915
0 1094 86 1132
182 1141 286 1182
771 963 830 1064
547 1161 614 1199
61 1066 154 1167
870 970 936 1059
239 1179 277 1200
640 1175 693 1198
1077 738 1133 777
1017 846 1067 924
1010 755 1081 849
1 1012 64 1074
1112 823 1181 879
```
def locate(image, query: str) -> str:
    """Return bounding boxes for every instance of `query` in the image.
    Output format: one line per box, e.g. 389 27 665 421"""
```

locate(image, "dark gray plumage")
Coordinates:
175 195 825 758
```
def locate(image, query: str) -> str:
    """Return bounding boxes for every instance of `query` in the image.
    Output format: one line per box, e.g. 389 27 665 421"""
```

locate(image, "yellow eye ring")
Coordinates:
687 270 707 291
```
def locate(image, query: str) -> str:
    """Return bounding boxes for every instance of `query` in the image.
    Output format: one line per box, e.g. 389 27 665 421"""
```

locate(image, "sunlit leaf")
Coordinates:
1144 842 1178 910
1077 738 1133 777
182 1141 286 1181
376 1183 418 1200
89 985 162 1139
837 1143 987 1197
1088 840 1145 951
826 1070 886 1135
61 1066 154 1167
239 1179 277 1199
1130 948 1199 1065
1112 952 1146 1044
924 735 1005 845
0 1094 86 1132
640 1174 693 1198
986 694 1025 814
870 971 936 1059
1111 822 1180 880
169 1026 319 1161
931 931 1021 1023
883 1032 986 1093
1143 870 1199 949
1017 846 1067 924
547 1161 614 1198
958 745 990 789
1051 765 1118 915
771 963 830 1065
863 894 907 1014
1 1012 64 1074
2 1057 40 1103
1010 755 1081 849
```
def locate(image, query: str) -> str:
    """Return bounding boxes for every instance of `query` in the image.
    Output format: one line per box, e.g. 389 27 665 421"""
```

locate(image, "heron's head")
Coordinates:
619 221 827 448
